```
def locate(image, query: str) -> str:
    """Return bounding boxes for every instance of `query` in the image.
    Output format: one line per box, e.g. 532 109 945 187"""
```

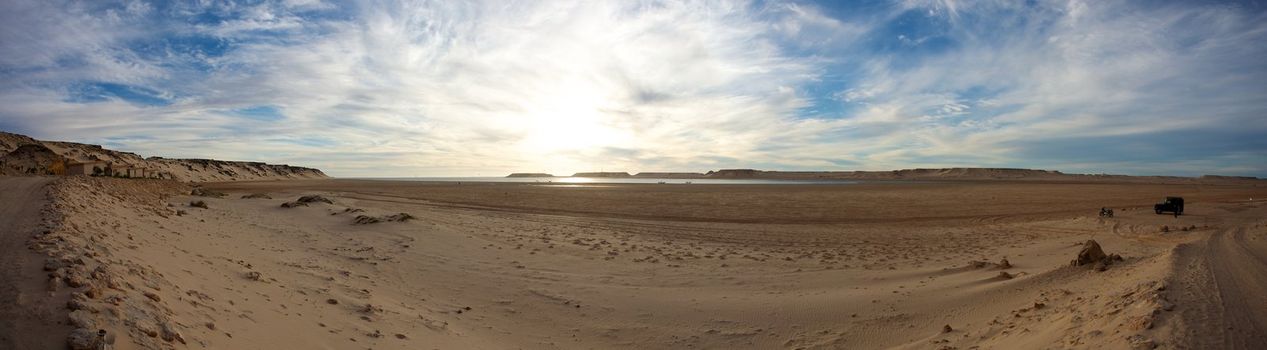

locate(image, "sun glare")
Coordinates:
518 79 631 157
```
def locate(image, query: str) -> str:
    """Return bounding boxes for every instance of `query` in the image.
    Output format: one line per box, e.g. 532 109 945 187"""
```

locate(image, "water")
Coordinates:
351 177 861 185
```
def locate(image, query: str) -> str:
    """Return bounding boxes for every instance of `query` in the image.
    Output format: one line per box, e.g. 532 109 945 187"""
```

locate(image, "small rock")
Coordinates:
997 271 1014 279
65 274 89 288
189 200 208 209
66 328 97 350
68 310 95 329
326 298 339 305
1127 314 1155 330
1128 335 1157 349
942 324 953 333
67 294 92 311
161 323 186 344
395 333 408 339
44 258 67 271
143 291 161 302
136 321 160 338
245 271 262 281
998 258 1012 269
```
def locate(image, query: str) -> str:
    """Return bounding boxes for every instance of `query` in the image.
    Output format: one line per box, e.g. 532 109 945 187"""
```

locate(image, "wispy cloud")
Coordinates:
1 0 1264 177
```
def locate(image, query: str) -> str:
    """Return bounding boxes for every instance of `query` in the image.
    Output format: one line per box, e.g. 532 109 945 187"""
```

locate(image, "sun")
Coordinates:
517 80 629 154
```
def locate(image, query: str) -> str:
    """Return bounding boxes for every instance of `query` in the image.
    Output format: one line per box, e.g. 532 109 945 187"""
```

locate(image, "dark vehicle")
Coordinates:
1154 197 1184 216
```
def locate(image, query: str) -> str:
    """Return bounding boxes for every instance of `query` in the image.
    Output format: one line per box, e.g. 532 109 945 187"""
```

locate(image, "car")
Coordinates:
1154 197 1184 216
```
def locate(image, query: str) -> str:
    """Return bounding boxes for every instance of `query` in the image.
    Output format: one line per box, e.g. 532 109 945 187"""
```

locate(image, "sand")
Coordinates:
3 176 1267 349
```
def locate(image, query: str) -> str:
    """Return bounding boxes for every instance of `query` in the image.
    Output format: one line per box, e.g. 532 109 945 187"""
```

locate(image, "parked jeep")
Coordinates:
1154 197 1184 216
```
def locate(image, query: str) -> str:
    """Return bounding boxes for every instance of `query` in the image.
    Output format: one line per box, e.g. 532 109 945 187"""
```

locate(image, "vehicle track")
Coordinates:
0 177 64 350
1168 208 1267 349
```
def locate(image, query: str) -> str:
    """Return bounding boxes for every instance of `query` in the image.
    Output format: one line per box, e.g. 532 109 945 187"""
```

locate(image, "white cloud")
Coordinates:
1 0 1265 177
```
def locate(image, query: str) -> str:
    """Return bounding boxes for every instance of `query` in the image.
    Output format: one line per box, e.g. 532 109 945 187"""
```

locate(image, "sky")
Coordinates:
1 0 1265 177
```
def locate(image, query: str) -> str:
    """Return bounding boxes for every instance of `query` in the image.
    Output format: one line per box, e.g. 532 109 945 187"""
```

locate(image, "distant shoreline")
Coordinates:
500 168 1262 184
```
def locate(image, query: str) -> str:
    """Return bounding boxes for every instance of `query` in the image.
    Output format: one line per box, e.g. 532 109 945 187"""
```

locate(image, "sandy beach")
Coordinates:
5 177 1266 349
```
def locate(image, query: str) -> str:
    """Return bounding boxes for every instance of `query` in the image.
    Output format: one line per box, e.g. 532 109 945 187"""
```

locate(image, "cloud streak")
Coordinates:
1 0 1265 177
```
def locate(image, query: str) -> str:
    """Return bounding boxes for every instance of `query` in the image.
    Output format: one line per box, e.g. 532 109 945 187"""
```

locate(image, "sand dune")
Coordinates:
4 177 1265 349
0 131 326 182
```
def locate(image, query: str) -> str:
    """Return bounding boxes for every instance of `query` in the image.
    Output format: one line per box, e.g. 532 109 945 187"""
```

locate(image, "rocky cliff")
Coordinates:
0 131 327 182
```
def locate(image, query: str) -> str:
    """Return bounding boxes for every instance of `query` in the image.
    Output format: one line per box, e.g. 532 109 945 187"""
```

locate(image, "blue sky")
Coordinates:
1 0 1265 177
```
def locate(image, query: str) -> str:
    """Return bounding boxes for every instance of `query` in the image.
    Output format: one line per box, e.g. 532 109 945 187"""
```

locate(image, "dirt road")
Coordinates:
1168 203 1267 349
0 177 65 350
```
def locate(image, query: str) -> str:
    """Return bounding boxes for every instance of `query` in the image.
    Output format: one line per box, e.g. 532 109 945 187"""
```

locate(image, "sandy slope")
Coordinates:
5 177 1267 349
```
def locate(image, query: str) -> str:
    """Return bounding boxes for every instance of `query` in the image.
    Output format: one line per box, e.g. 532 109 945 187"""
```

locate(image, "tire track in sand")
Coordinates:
1168 210 1267 349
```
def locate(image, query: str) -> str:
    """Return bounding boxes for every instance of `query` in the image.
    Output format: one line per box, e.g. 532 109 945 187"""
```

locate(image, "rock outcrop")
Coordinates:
1070 240 1124 270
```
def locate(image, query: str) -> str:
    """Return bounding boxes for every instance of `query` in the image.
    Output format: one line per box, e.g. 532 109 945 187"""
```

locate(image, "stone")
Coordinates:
67 296 92 311
161 323 186 344
942 324 953 333
136 321 160 338
66 328 97 350
65 274 89 288
68 310 96 329
1128 335 1157 350
143 291 161 302
44 258 67 271
83 286 102 299
1072 240 1108 266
